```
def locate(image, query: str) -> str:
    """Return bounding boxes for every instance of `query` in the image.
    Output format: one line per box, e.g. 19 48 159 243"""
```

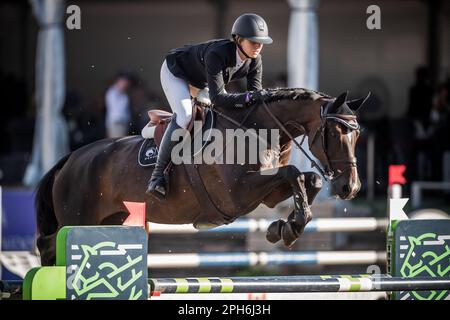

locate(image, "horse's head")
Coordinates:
308 91 370 200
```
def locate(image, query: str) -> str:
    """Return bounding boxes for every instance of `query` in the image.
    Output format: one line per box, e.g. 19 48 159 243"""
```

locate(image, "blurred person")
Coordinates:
127 73 152 134
407 66 433 127
62 89 106 149
430 83 449 137
407 66 434 180
62 90 84 150
105 72 131 138
146 13 273 199
429 83 450 180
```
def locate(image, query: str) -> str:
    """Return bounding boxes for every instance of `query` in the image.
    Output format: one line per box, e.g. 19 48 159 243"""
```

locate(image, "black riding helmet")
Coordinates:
231 13 273 46
231 14 272 59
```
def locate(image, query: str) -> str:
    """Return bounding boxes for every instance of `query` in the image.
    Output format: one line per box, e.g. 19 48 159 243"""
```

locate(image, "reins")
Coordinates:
208 96 360 183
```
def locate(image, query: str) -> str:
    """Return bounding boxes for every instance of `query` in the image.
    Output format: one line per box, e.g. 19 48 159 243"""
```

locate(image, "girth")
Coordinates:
184 163 236 230
181 102 259 230
181 103 236 230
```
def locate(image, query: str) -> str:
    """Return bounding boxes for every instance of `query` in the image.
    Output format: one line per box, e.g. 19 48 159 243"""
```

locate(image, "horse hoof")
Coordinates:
266 220 284 243
281 221 299 247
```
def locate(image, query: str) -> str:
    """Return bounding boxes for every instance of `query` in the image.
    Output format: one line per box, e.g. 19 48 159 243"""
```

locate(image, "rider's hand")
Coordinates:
249 89 269 106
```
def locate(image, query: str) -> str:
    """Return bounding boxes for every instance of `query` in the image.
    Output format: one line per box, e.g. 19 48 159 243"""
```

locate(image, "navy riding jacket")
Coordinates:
165 39 263 108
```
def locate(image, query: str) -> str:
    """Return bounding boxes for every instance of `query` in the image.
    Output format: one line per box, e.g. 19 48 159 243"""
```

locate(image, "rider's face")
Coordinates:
240 39 263 59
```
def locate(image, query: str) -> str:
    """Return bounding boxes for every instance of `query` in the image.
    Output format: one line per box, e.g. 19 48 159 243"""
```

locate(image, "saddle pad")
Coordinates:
138 138 159 167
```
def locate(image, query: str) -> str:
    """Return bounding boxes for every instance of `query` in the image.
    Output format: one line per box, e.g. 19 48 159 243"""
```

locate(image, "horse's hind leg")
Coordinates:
36 233 57 266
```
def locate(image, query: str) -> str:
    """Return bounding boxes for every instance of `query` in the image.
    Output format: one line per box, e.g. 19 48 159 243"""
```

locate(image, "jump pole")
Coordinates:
149 275 450 294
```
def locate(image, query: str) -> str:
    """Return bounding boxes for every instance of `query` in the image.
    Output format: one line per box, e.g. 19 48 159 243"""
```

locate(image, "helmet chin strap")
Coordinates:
233 36 253 60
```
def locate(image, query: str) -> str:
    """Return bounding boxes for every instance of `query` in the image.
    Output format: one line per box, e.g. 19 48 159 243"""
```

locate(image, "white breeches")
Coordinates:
160 59 192 129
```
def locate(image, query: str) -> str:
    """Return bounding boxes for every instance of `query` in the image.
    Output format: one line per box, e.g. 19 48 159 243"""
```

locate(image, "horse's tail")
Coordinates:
35 153 72 239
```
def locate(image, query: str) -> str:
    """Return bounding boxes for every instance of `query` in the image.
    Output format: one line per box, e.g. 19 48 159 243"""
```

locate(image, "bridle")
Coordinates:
309 101 360 181
209 97 360 183
261 99 360 183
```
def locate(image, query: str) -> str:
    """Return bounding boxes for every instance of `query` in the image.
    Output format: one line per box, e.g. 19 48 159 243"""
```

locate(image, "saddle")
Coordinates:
142 103 208 148
139 99 235 230
141 87 212 146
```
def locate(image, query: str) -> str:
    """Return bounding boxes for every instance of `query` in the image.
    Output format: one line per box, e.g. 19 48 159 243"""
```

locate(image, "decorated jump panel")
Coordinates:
389 219 450 300
23 226 148 300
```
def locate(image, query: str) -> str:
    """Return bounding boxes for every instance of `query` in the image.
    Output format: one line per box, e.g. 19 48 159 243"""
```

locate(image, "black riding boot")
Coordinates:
146 118 184 199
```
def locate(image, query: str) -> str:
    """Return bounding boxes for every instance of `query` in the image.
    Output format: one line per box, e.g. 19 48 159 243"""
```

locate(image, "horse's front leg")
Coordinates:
284 171 323 238
262 171 323 208
262 171 323 246
243 166 322 247
265 168 311 247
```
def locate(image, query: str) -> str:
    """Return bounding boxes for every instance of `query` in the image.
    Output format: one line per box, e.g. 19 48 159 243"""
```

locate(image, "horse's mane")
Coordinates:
264 87 332 104
258 88 332 167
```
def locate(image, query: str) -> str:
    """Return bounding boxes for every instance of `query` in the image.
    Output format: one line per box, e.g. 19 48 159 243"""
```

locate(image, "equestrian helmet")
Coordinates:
231 13 273 44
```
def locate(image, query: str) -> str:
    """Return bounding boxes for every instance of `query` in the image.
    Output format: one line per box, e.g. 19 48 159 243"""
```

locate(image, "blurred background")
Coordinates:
0 0 449 294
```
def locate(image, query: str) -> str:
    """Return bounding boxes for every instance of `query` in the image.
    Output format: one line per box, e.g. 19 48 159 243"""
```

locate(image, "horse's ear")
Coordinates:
327 91 348 113
347 92 371 112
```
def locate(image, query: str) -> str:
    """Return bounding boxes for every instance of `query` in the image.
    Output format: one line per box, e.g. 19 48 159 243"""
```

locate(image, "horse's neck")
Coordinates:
213 97 322 143
251 98 322 138
212 99 321 167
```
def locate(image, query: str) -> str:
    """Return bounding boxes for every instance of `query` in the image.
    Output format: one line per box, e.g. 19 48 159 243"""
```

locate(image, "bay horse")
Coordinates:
35 88 369 266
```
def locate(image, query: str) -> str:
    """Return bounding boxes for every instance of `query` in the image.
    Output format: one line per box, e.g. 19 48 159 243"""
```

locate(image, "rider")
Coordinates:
146 13 273 199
